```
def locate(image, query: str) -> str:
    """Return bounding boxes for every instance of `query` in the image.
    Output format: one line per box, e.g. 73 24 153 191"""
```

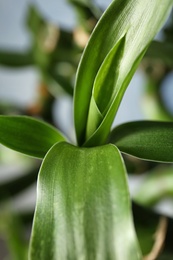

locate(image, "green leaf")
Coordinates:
110 121 173 162
86 34 126 139
146 40 173 67
0 116 66 159
29 142 142 259
74 0 173 146
134 166 173 206
27 5 45 35
0 51 33 67
84 50 146 147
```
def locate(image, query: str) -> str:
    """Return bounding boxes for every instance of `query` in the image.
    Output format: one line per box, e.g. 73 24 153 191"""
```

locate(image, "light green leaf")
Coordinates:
86 34 126 139
84 50 146 147
74 0 173 146
29 142 142 259
110 121 173 162
0 116 66 159
134 166 173 206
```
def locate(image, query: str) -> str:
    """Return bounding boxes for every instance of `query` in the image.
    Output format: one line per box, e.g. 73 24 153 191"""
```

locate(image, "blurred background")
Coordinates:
0 0 173 259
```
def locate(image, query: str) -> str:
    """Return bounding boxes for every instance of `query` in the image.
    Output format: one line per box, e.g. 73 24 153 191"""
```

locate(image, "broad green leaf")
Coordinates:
74 0 173 146
146 40 173 67
29 142 142 259
0 51 33 67
134 166 173 206
0 116 66 159
109 121 173 162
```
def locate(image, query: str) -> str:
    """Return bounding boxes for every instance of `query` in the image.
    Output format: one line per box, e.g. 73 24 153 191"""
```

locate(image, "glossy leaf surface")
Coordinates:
110 121 173 162
0 116 66 158
29 142 141 259
74 0 173 146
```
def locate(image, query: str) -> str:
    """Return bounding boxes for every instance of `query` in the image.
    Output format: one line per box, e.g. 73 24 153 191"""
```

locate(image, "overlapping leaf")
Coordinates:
29 142 141 259
0 116 66 158
74 0 173 146
110 121 173 162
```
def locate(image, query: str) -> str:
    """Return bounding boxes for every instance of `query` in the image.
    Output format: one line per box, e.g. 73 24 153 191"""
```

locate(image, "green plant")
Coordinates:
0 0 173 259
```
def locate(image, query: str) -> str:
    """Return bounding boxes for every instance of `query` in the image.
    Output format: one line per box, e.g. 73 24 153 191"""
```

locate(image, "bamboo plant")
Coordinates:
0 0 173 259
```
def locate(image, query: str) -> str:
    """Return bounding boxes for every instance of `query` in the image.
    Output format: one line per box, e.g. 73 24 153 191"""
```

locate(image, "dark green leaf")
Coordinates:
0 116 66 158
29 142 141 259
146 40 173 67
110 121 173 162
0 51 33 67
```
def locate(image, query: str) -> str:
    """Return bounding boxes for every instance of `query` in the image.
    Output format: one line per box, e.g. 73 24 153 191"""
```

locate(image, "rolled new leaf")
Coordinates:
0 116 66 158
74 0 173 146
29 142 142 259
110 121 173 162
